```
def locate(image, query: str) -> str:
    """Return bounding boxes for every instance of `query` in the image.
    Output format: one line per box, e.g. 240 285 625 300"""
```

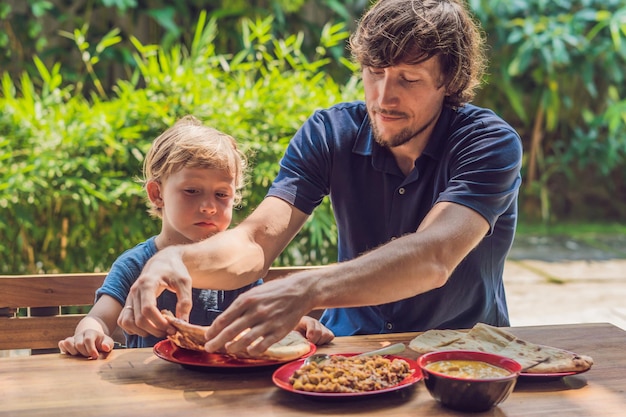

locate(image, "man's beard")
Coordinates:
372 123 416 148
369 107 438 148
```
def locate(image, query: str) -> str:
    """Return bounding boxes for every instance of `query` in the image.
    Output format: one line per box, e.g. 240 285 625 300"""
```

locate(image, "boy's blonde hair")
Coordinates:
142 115 247 218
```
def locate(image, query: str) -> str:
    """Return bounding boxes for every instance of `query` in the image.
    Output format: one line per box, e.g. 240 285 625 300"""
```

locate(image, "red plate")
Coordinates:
520 368 590 380
153 339 316 369
272 353 423 397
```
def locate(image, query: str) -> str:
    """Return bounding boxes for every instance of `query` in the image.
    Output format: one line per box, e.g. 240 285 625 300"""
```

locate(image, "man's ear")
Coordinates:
146 180 164 207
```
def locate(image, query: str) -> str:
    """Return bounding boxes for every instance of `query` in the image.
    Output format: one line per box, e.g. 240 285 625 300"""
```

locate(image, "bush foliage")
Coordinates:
471 0 626 221
0 13 360 273
2 0 626 273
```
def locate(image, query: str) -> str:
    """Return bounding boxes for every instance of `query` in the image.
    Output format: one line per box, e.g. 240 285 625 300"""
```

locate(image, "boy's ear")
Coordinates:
146 181 164 207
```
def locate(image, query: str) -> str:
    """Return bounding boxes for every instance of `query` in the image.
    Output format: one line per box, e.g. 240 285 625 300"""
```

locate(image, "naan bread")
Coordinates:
466 322 517 350
408 329 465 353
162 310 206 351
161 310 311 361
234 330 312 362
409 323 593 374
498 339 594 373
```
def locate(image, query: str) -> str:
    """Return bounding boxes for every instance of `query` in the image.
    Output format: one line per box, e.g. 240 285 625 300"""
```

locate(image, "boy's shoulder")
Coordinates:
110 236 158 270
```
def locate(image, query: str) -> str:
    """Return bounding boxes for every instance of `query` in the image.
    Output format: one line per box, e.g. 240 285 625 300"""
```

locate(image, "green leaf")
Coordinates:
0 3 10 19
31 1 53 18
147 7 180 37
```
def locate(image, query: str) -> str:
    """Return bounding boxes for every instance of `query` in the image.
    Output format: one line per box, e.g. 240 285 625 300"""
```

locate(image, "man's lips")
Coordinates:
378 113 403 122
373 108 407 122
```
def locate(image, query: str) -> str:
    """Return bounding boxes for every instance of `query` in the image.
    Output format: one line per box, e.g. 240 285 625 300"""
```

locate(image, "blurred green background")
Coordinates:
1 0 625 273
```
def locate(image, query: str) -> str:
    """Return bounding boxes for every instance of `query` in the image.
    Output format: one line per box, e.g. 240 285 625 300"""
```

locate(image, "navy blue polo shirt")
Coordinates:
267 101 522 336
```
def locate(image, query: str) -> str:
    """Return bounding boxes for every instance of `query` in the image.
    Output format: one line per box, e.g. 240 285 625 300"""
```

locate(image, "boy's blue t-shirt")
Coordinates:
96 236 262 348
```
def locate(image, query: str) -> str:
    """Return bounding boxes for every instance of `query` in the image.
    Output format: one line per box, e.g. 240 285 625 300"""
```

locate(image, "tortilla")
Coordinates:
408 323 593 374
161 310 311 361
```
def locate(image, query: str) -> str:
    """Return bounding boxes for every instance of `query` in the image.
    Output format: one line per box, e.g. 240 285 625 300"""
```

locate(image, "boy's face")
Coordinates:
151 167 235 245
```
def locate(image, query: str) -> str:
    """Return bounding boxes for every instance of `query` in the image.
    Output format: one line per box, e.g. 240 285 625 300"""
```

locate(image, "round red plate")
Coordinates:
519 369 590 380
153 339 316 369
272 353 423 397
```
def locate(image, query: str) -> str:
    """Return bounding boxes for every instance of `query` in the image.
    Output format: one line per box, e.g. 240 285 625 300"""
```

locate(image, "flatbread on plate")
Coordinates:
498 339 594 373
162 310 206 351
408 322 593 374
240 330 312 362
408 329 465 353
161 310 311 361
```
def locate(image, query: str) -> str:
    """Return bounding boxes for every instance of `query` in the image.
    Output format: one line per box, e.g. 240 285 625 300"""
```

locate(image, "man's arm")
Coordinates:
204 201 489 355
184 196 310 287
118 196 309 337
313 201 490 307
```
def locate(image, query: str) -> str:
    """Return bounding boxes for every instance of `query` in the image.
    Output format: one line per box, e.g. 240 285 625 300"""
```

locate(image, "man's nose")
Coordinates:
378 74 399 106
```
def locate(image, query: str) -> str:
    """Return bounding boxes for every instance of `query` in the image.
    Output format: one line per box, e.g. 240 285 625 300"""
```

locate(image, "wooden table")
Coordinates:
1 323 625 416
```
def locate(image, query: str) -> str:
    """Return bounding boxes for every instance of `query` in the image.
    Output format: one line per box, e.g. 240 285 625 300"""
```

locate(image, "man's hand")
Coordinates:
118 245 193 338
204 276 314 356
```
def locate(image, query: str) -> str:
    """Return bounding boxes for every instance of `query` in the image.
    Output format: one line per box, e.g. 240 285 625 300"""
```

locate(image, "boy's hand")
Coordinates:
294 316 334 345
58 330 115 360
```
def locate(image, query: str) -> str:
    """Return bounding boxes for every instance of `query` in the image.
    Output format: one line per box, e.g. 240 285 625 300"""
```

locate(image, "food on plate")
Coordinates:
162 310 207 351
424 359 512 379
161 310 311 361
289 355 413 393
409 323 594 374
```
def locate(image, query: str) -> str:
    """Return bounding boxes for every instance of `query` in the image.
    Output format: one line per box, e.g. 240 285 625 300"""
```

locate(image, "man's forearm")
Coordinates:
309 204 489 309
180 229 266 290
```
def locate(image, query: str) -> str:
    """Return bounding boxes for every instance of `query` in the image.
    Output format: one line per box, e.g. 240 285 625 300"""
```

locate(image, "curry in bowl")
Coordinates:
424 359 512 379
417 350 522 412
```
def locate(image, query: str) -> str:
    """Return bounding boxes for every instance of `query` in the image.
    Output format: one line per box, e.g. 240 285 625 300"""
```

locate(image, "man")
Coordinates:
119 0 522 357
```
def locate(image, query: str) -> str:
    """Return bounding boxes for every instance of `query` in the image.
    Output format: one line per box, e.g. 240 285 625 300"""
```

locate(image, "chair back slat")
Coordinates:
0 315 84 351
0 273 105 309
0 266 325 352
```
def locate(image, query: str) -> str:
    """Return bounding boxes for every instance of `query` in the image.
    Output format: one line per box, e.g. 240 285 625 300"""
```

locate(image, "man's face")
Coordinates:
362 56 447 148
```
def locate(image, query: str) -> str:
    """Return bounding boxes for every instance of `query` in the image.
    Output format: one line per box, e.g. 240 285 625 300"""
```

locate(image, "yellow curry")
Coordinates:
425 359 511 379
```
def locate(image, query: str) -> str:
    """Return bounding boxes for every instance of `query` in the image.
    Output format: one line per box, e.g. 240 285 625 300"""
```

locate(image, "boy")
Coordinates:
59 116 333 359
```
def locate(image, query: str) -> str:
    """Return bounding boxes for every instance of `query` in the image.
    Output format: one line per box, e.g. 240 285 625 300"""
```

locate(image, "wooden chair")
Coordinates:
0 266 324 353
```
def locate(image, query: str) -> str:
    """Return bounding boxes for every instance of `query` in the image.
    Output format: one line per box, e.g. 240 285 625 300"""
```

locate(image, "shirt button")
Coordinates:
398 188 405 195
385 322 393 330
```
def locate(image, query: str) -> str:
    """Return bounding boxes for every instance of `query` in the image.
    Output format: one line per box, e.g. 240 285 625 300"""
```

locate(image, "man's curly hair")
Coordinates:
350 0 487 108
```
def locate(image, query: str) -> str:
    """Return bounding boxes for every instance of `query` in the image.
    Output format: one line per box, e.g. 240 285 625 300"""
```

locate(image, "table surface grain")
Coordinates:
1 322 625 417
